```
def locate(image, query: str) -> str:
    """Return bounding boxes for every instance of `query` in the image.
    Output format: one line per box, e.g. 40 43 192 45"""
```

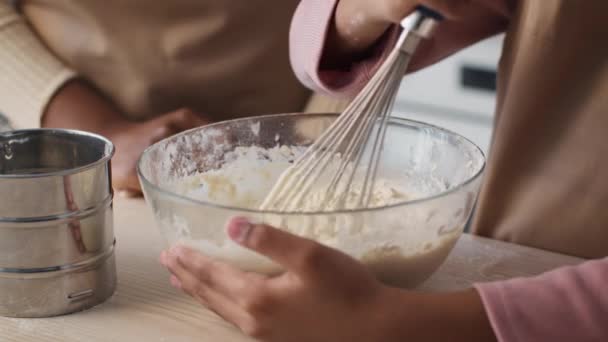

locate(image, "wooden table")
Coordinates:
2 198 583 341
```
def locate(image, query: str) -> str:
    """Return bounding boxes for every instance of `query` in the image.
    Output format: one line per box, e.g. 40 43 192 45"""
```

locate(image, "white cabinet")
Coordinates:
392 35 504 154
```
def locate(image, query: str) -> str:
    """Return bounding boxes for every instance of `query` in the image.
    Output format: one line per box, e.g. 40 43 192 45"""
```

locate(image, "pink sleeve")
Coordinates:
474 258 608 342
288 0 397 98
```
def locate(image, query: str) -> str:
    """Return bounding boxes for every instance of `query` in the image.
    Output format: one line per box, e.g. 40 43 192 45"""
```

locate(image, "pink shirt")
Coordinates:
289 1 608 341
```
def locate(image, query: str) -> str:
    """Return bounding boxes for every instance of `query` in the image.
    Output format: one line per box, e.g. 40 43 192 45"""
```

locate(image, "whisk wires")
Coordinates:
260 11 440 213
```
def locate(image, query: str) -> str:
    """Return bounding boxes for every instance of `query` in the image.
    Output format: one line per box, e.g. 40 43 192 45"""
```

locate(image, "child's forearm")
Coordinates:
475 258 608 341
383 288 497 342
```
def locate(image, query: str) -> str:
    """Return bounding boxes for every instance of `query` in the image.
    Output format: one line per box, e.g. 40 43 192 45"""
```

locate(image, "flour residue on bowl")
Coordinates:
171 145 305 208
172 144 421 211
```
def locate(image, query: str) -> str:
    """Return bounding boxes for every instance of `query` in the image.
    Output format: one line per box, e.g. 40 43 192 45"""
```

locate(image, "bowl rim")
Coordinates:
136 112 486 216
0 128 115 179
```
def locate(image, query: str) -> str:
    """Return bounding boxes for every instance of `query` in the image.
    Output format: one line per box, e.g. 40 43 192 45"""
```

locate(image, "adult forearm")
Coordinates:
42 79 127 134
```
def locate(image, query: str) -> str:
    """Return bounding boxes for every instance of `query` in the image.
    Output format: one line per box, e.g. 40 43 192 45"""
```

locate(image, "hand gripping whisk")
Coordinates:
260 7 442 212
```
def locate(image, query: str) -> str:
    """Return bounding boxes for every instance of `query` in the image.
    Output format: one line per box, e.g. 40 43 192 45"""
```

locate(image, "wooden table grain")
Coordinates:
1 198 583 341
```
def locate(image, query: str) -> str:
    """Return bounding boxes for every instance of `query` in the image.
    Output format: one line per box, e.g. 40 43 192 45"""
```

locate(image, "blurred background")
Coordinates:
0 35 503 149
395 35 502 155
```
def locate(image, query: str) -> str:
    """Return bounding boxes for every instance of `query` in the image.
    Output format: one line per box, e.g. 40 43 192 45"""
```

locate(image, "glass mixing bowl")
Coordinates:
138 113 485 288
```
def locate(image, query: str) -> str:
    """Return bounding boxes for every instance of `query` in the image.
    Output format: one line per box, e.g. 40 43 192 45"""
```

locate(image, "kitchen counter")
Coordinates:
2 198 583 341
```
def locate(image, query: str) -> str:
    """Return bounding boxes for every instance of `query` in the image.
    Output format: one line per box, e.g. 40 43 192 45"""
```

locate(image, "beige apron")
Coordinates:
21 0 311 121
472 0 608 258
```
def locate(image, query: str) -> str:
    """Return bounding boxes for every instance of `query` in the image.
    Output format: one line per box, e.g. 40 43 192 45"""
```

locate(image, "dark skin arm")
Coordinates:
42 80 210 194
42 80 126 134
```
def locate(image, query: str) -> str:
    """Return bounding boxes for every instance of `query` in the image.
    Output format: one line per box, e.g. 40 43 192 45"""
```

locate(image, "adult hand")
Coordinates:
103 108 210 193
327 0 515 70
161 217 497 342
43 80 210 194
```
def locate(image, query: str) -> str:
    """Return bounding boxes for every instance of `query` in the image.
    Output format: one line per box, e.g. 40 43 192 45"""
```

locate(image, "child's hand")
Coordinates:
161 217 497 342
160 217 401 342
328 0 514 70
161 217 496 341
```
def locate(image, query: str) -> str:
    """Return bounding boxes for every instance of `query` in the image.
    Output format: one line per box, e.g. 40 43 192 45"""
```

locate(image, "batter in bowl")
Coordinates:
168 144 460 287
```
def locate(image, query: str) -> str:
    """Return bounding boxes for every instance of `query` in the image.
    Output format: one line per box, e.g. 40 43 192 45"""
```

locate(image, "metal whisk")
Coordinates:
260 7 442 212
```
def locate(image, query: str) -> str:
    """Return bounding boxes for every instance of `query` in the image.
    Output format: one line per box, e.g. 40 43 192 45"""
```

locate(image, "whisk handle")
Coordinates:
415 5 444 21
400 6 442 42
